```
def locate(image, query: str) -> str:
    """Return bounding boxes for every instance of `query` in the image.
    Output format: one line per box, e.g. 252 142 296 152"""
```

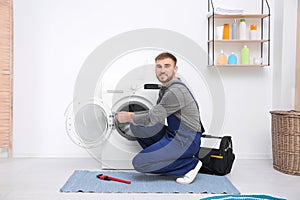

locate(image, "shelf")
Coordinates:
207 14 270 19
207 0 271 67
208 39 269 44
208 64 269 67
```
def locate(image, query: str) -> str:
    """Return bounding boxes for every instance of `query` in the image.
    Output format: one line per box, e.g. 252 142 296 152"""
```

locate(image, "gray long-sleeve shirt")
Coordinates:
132 80 203 132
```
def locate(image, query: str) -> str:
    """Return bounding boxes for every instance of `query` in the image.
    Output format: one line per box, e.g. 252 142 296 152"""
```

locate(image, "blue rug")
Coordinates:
60 170 240 194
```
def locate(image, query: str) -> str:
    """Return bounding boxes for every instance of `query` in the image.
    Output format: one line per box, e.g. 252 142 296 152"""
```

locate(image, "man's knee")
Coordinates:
132 153 147 173
132 154 144 172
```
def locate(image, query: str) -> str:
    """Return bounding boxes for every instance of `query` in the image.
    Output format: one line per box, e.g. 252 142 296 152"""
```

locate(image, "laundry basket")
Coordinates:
270 110 300 175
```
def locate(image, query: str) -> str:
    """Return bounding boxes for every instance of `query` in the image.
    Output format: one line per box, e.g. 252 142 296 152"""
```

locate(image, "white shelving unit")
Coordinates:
207 0 271 67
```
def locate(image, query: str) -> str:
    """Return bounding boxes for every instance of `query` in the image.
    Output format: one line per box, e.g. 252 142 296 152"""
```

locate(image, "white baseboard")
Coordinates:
12 153 91 158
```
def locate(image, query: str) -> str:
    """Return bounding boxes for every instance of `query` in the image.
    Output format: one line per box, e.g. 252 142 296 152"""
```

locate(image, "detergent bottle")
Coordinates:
228 52 237 64
241 45 250 64
239 19 247 40
217 50 227 65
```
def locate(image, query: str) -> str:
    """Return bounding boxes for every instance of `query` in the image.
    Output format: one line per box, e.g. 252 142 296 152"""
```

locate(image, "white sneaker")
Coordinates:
176 160 202 184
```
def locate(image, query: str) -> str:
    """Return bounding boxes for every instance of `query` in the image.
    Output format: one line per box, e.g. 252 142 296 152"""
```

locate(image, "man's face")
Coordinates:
155 58 178 85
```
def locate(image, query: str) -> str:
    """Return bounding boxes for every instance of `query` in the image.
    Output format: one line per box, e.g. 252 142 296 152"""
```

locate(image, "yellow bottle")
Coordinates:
217 50 227 65
223 24 230 40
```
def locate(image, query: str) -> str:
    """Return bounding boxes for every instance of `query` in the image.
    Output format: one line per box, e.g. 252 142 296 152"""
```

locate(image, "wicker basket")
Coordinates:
270 110 300 175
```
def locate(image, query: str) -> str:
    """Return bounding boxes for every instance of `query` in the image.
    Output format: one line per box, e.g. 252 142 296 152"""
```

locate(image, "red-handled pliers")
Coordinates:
96 174 131 184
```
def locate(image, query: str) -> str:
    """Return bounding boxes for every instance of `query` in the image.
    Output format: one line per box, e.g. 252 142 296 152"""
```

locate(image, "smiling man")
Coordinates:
116 52 205 184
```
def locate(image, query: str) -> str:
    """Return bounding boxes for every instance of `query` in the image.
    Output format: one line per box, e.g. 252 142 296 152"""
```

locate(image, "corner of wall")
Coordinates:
272 0 297 110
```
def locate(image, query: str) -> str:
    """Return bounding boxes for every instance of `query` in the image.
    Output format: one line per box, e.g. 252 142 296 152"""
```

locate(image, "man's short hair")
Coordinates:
155 52 177 65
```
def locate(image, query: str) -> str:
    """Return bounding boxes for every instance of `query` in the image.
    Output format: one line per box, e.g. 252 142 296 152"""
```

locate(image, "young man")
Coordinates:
116 52 205 184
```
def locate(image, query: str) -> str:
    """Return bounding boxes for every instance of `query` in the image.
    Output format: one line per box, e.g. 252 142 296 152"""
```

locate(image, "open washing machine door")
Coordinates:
65 99 114 148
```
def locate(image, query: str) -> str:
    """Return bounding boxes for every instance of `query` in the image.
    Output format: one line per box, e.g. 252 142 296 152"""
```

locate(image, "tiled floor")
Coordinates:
0 158 299 200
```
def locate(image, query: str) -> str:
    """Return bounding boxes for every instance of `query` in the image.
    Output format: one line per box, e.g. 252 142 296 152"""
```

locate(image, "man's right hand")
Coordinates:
115 112 134 123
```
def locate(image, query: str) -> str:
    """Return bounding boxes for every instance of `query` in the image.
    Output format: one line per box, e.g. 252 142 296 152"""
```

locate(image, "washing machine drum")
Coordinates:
114 102 149 141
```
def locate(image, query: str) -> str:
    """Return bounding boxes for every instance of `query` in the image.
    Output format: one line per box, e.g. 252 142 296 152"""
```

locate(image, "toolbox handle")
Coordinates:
201 134 223 139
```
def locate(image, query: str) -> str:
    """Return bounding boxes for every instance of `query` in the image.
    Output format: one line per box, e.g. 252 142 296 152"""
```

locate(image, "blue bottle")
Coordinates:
228 52 237 64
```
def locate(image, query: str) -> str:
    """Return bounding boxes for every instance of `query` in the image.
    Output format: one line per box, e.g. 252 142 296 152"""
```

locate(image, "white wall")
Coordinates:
272 0 298 110
12 0 297 159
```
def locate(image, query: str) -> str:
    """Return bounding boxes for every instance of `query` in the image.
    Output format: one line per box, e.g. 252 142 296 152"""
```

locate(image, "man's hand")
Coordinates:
116 112 134 123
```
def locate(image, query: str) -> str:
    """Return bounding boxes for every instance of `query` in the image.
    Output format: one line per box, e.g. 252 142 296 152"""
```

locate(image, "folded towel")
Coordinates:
214 7 244 15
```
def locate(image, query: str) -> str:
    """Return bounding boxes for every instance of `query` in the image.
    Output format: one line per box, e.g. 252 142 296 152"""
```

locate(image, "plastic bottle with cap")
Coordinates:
241 45 250 64
231 19 238 40
239 19 247 40
228 52 237 64
217 50 227 65
250 24 257 40
223 24 230 40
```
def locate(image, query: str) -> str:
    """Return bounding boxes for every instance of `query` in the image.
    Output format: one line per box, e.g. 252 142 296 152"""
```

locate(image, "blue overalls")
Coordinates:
130 82 204 176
